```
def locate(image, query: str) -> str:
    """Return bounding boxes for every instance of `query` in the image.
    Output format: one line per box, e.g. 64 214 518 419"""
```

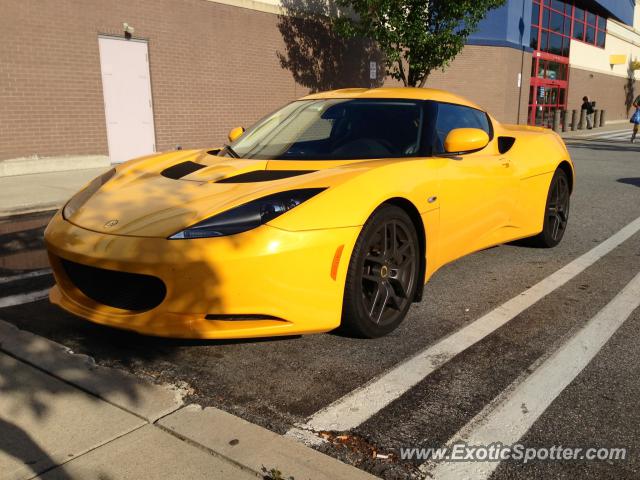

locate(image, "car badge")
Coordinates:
104 219 119 228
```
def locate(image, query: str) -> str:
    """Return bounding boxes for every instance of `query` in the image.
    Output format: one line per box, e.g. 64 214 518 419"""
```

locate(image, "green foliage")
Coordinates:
334 0 506 87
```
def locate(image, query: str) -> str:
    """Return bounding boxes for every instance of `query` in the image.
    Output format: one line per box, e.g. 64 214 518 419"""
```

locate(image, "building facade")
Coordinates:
1 0 639 175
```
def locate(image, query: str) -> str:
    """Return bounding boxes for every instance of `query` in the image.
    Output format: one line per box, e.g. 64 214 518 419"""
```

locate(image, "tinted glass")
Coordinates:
530 27 539 49
532 3 540 24
574 7 585 21
561 36 570 56
434 103 491 154
587 12 597 26
551 0 566 12
550 11 564 33
597 30 606 47
573 21 584 41
564 15 572 35
223 99 425 160
586 25 596 44
598 16 606 30
549 33 563 55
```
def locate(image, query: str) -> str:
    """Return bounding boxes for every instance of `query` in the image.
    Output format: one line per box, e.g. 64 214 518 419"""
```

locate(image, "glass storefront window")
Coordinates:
573 21 584 41
532 3 540 25
530 27 539 49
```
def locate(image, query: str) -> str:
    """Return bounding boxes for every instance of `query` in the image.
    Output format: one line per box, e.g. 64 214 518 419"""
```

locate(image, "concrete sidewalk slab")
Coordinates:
0 319 184 422
0 167 108 217
39 425 256 480
159 405 378 480
0 352 145 480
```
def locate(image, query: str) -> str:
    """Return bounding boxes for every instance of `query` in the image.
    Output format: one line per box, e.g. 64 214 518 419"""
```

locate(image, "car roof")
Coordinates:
300 87 485 111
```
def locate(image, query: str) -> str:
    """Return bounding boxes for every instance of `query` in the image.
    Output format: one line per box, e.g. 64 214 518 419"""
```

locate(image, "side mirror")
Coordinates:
444 128 489 154
228 126 245 143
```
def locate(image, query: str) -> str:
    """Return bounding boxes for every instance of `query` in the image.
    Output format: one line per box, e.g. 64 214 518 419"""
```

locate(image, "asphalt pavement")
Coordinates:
0 135 639 479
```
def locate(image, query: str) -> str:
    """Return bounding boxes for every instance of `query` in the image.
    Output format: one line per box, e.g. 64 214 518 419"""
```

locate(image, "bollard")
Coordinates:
552 109 561 132
579 109 586 130
561 110 568 132
594 109 601 128
600 109 606 127
571 110 577 131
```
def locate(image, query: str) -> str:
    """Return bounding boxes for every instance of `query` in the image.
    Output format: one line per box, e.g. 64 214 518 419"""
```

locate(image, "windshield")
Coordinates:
221 99 426 160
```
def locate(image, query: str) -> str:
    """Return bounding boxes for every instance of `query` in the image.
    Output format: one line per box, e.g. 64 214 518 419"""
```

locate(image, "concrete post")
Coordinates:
561 110 568 132
579 109 586 130
600 110 606 127
594 109 601 128
552 109 561 132
571 110 577 131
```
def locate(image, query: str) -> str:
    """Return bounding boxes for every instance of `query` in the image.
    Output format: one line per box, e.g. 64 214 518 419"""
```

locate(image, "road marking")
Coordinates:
0 269 51 284
569 128 629 138
0 289 50 308
423 269 640 479
288 215 640 434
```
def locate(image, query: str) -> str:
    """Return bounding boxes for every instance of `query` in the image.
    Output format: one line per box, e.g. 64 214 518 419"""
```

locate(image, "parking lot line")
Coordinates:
0 289 50 308
423 269 640 479
289 215 640 434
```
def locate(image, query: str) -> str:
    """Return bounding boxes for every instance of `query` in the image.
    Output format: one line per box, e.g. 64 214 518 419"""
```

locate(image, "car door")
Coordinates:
433 103 518 266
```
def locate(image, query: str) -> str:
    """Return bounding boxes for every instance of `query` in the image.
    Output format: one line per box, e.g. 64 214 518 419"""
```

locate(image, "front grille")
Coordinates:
60 259 166 311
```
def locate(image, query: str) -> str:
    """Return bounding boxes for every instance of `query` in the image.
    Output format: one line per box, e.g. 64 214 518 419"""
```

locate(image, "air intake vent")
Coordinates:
161 161 207 179
498 137 516 154
216 170 316 183
60 258 166 311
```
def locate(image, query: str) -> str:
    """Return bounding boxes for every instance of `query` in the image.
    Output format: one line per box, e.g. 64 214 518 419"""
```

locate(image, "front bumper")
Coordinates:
45 212 359 339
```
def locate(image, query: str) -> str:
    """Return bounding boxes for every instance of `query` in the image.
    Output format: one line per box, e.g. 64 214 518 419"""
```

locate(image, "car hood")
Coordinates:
64 149 377 238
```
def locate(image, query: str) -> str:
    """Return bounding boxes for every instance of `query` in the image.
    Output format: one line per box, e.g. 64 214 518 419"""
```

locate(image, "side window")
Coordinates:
434 103 492 154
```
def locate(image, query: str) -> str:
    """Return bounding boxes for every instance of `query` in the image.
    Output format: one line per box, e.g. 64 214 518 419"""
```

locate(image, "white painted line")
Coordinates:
424 270 640 479
0 269 51 284
569 128 629 138
288 215 640 434
0 289 50 308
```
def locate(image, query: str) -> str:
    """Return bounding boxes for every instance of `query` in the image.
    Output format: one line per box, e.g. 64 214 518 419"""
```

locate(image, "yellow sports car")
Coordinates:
45 88 574 339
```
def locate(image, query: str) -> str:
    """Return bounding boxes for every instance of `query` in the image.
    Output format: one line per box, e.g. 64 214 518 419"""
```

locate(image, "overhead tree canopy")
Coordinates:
334 0 506 87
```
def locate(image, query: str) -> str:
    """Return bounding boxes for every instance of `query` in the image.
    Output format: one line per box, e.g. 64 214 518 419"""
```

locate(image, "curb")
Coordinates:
0 318 379 479
0 202 61 219
0 318 185 422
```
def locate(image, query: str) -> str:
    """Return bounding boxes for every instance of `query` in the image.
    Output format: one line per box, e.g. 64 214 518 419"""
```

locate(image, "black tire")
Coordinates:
531 168 570 248
341 205 420 338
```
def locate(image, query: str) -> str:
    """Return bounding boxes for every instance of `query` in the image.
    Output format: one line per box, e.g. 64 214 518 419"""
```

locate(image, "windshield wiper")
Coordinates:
223 144 240 158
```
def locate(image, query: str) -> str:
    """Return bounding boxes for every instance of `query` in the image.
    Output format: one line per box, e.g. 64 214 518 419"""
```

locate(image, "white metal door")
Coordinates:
98 37 155 164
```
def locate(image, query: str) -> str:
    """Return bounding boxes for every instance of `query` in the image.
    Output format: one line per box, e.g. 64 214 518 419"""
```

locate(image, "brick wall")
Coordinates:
567 67 637 122
426 46 532 126
1 0 531 165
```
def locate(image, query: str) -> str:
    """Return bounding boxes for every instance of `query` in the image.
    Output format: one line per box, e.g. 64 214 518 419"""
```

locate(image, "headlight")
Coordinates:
169 188 326 239
62 168 116 220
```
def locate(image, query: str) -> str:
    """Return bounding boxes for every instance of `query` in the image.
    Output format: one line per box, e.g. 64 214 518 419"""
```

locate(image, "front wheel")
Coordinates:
531 168 570 248
341 205 420 338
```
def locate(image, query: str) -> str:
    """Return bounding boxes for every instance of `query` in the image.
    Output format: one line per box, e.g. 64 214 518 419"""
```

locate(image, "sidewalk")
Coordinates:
0 319 377 480
0 168 108 218
560 120 631 140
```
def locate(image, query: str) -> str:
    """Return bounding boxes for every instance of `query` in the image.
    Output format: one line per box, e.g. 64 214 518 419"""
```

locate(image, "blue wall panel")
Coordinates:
468 0 635 50
468 0 532 51
594 0 634 26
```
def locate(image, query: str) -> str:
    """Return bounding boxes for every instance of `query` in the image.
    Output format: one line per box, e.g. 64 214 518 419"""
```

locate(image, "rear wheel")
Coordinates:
342 205 420 338
531 168 570 248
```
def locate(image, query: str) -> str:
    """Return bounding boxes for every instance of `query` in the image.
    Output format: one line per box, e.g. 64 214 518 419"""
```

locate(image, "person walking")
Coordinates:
631 94 640 143
581 96 595 129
